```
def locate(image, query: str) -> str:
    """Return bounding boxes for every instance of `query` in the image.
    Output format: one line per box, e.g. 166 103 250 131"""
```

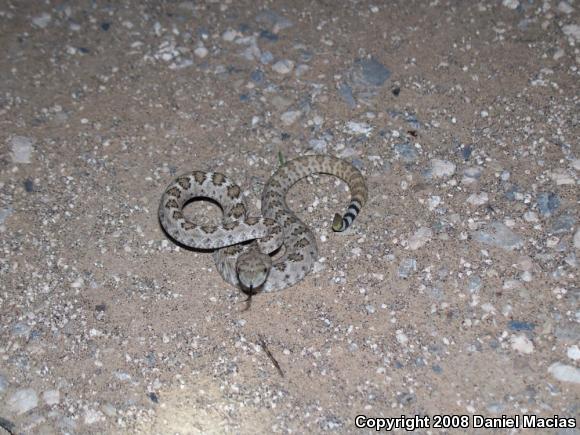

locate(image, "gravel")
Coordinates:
1 1 578 432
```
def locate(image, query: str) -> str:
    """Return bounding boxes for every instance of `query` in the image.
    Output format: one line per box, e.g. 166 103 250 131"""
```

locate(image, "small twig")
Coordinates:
0 416 16 435
258 335 284 377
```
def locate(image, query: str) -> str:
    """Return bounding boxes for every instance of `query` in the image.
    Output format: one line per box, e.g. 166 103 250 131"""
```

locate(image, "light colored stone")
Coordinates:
270 95 292 111
548 362 580 384
345 121 372 135
101 403 117 417
463 167 482 182
558 1 574 14
562 24 580 43
10 136 35 163
567 345 580 361
222 29 239 41
8 388 38 415
520 271 533 282
84 408 104 424
280 110 301 126
0 207 13 225
549 169 575 185
43 389 60 405
502 0 519 9
396 331 408 345
194 46 208 58
295 64 309 77
408 227 433 250
0 374 7 393
428 196 441 210
523 211 538 222
553 48 565 60
32 13 52 28
510 335 534 354
472 221 523 250
431 159 456 178
503 279 521 290
516 256 534 271
574 229 580 249
467 192 489 206
272 59 294 74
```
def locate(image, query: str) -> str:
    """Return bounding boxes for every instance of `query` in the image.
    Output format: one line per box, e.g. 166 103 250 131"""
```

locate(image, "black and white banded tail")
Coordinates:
264 155 367 234
332 199 363 232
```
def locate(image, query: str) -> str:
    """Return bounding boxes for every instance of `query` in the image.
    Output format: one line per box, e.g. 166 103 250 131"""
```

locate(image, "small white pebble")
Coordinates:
280 110 301 126
71 278 84 288
546 236 560 248
510 334 534 354
431 159 456 178
548 362 580 384
396 331 408 345
32 13 52 28
43 390 60 405
272 59 294 75
523 211 538 222
467 192 489 206
84 408 104 425
222 29 239 41
573 229 580 249
502 0 520 9
504 217 516 227
408 227 433 250
553 48 565 60
295 64 309 77
557 1 574 14
481 303 496 314
194 46 208 58
10 136 35 164
567 345 580 361
427 196 441 210
550 169 575 185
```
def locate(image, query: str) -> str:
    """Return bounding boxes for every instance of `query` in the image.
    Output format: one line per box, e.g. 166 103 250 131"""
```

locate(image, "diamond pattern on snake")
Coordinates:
158 155 367 294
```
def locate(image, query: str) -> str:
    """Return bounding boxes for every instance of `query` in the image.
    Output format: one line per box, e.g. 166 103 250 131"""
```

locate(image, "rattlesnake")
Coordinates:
158 155 367 293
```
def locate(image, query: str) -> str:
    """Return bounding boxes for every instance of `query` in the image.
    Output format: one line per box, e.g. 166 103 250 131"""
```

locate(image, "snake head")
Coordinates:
235 251 272 295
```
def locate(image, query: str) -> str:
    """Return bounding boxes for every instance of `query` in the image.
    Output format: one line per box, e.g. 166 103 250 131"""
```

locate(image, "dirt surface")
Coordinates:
1 0 579 434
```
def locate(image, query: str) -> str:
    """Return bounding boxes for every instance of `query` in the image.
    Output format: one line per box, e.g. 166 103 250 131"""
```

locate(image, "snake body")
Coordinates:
159 155 367 293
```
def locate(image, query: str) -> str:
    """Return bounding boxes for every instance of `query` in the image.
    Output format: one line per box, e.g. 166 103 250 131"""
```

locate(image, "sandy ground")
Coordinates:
1 0 579 434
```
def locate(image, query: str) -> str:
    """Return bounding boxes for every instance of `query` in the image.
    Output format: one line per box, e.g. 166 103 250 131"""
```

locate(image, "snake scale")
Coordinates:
158 155 367 294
